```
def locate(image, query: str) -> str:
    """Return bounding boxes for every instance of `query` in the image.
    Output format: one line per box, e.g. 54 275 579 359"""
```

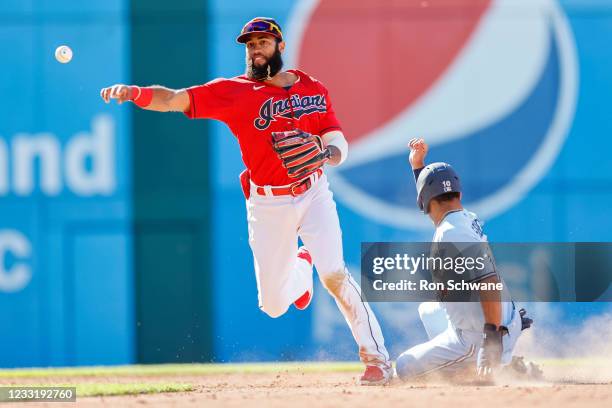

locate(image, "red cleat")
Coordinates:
293 289 312 310
296 246 312 264
294 247 313 310
359 365 392 386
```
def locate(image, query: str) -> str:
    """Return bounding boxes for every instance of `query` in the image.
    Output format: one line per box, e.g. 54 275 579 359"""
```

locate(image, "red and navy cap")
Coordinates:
236 17 283 44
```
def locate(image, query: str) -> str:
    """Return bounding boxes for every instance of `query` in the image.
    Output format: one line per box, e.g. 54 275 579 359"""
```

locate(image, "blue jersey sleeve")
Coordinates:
413 167 424 184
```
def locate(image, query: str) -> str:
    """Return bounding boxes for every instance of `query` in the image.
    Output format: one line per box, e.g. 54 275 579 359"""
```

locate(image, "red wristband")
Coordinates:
130 86 153 108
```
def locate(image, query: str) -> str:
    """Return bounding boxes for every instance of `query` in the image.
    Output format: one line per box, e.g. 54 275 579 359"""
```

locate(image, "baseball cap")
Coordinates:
236 17 283 43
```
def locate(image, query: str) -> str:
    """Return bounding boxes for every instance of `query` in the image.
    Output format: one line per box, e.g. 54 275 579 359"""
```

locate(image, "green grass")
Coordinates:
0 362 363 379
75 383 194 397
0 362 363 399
1 359 607 380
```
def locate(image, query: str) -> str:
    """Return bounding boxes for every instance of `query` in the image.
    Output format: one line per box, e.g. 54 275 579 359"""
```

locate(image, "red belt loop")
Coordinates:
255 169 322 197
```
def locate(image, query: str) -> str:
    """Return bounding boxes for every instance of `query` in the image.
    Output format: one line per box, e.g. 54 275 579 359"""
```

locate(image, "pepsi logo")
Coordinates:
286 0 578 229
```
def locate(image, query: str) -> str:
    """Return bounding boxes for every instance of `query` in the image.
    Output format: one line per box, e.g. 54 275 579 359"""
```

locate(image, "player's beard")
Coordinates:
246 44 283 81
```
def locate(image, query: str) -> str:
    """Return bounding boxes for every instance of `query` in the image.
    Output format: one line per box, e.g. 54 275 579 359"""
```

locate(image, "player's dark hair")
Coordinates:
431 192 461 204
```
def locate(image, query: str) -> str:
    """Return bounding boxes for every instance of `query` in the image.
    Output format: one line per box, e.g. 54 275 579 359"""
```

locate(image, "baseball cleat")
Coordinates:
359 364 392 386
294 247 313 310
293 289 312 310
296 246 312 264
500 356 544 381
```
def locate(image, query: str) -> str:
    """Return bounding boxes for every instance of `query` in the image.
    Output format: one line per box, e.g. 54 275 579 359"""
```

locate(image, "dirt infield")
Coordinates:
6 367 611 408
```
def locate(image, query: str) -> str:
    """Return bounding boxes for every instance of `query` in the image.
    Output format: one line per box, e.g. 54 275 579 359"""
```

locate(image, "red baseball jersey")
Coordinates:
183 69 342 186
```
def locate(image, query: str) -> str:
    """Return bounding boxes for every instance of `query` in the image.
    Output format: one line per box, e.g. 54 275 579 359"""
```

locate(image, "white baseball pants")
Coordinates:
246 174 389 366
396 302 522 379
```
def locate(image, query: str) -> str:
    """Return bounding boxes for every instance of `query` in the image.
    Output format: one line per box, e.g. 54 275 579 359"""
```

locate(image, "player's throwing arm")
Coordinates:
100 84 190 112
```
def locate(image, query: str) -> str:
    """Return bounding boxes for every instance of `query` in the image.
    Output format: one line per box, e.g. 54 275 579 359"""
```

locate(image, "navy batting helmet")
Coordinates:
416 162 462 213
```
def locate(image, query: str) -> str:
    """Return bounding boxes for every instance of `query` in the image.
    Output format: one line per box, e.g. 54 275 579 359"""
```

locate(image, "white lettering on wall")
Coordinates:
0 114 116 197
65 115 116 195
0 230 32 293
13 133 62 195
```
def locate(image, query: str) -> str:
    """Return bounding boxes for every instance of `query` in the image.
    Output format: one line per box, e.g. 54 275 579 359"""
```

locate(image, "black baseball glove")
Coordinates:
477 323 504 378
519 308 533 331
271 129 331 179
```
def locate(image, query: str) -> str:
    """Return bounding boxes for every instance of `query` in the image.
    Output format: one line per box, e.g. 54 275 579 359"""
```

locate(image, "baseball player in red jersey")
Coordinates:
100 17 391 384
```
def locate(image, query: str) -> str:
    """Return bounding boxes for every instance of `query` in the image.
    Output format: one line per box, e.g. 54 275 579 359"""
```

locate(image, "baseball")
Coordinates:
55 45 73 64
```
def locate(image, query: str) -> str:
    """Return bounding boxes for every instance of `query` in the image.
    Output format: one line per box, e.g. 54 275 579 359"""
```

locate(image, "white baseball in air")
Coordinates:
55 45 73 64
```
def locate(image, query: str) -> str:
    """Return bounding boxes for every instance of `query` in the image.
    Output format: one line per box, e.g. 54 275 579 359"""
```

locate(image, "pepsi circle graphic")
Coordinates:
286 0 578 229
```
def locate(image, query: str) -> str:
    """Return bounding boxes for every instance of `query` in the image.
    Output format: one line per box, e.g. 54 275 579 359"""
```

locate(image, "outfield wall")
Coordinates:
0 0 132 367
0 0 610 367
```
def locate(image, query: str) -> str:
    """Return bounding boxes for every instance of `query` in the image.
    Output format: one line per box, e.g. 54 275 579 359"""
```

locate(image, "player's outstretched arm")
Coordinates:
408 138 429 184
408 138 428 169
100 84 190 113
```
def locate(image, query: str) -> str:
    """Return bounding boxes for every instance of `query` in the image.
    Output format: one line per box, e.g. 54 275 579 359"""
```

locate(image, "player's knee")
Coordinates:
418 301 442 320
418 301 450 339
395 352 423 381
259 300 289 319
318 267 346 295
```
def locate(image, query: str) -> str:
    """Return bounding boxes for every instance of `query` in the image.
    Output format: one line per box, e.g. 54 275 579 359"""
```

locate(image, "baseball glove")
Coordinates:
477 323 504 377
519 308 533 331
271 129 331 179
